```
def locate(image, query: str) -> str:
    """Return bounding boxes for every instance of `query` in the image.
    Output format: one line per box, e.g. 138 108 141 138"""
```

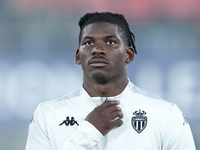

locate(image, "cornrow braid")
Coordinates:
129 31 137 54
78 12 137 54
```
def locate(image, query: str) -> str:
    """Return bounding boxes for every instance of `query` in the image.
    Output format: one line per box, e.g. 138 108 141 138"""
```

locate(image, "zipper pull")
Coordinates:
101 97 108 103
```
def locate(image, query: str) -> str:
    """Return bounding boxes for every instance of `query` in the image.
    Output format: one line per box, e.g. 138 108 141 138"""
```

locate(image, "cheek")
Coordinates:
79 51 91 71
115 52 126 64
79 50 88 62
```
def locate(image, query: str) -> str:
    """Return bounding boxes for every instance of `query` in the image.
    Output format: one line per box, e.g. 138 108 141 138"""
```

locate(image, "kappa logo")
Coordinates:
59 116 79 126
30 116 34 124
182 113 188 125
131 109 147 133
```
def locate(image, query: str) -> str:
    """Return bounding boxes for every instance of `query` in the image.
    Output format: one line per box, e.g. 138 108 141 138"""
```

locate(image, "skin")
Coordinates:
75 22 135 136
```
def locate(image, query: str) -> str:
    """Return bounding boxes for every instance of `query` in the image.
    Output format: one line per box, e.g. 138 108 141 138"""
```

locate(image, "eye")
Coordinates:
84 41 94 46
106 40 115 45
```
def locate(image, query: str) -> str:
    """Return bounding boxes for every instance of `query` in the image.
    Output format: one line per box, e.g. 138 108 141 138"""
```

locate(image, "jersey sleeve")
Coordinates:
59 121 103 150
25 104 52 150
25 104 104 150
162 104 196 150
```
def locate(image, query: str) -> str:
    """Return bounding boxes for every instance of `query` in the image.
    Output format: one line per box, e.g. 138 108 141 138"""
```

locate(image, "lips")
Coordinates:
89 58 109 67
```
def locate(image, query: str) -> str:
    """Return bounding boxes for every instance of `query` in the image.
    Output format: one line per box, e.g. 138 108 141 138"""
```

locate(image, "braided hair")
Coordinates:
78 12 137 54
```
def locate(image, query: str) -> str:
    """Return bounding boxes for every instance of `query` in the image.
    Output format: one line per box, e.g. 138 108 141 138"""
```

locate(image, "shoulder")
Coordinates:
128 81 175 109
37 88 82 111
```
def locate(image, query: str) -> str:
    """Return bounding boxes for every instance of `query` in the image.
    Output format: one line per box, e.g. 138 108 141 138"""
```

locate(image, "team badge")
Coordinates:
131 109 147 133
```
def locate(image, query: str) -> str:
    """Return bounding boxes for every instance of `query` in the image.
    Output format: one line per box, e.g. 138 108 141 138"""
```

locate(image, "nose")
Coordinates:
92 42 105 55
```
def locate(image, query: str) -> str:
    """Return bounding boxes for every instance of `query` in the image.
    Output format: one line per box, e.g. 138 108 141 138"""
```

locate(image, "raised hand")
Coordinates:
85 100 123 136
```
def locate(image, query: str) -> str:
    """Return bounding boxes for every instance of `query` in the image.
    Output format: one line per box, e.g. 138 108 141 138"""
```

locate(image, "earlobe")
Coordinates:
125 47 134 64
75 49 81 65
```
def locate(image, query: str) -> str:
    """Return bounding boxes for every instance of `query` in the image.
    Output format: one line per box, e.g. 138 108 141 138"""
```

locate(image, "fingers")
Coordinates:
85 100 123 136
105 106 123 129
98 100 123 132
106 109 123 122
97 100 122 120
110 116 123 127
99 100 120 109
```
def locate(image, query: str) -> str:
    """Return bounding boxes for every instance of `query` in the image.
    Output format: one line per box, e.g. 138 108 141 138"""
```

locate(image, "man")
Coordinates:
25 12 196 150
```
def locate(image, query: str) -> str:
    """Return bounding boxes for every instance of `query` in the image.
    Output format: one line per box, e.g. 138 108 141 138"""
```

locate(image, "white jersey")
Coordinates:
25 81 196 150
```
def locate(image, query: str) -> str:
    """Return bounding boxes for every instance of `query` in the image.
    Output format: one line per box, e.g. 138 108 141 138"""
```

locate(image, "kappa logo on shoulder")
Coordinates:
182 113 188 125
30 116 35 124
59 116 79 126
131 109 147 133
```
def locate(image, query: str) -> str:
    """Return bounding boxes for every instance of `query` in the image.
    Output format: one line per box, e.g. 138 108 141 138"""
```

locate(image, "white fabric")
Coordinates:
25 81 196 150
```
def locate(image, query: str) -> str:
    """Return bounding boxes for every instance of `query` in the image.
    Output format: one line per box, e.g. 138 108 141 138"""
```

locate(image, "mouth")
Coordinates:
89 58 109 67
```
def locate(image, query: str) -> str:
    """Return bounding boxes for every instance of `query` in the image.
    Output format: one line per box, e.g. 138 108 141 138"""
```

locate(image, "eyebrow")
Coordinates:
82 36 93 40
105 35 118 39
82 35 118 40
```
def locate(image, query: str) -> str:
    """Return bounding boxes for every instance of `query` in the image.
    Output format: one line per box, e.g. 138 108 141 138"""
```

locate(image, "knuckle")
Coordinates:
118 120 123 126
116 106 121 111
107 100 119 105
118 111 123 117
111 119 123 127
116 110 123 117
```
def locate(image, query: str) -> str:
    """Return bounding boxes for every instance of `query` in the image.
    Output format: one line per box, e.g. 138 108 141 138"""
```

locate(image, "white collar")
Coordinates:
80 81 130 105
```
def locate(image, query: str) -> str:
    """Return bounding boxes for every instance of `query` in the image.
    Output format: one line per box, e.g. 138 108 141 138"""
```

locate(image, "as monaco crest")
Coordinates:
131 109 147 133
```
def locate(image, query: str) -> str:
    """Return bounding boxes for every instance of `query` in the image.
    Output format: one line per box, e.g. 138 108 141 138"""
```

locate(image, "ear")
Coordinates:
75 49 81 65
125 47 135 64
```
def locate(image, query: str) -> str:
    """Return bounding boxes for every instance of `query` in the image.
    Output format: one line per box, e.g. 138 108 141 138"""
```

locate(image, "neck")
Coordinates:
83 77 128 97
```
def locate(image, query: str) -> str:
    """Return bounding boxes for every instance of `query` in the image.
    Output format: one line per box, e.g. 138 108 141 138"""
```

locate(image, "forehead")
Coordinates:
81 22 123 39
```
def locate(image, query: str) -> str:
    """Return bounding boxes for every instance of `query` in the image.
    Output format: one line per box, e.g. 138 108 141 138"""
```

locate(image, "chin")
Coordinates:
91 74 109 84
